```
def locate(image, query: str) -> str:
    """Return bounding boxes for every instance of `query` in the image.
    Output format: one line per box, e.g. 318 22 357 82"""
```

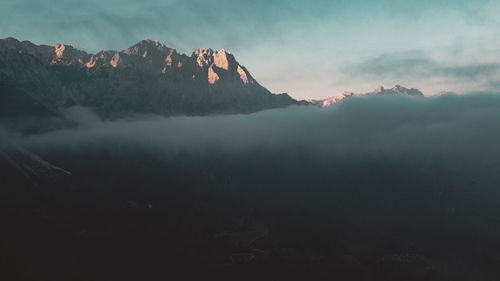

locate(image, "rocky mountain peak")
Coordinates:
308 91 362 108
0 37 19 45
213 49 230 70
375 86 385 93
193 48 235 69
50 42 89 65
123 39 173 58
0 37 26 51
369 85 423 96
186 46 253 84
1 37 18 41
54 42 65 58
311 85 424 108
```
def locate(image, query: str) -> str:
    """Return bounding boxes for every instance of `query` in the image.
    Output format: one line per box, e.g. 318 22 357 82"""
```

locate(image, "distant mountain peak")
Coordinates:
308 91 362 107
375 85 385 93
128 39 167 49
1 37 19 42
310 85 424 108
368 85 423 96
193 48 235 70
123 39 173 59
49 42 89 66
0 37 24 50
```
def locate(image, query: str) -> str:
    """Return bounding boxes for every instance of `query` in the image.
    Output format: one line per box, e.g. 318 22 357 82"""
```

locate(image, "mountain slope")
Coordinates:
0 142 71 189
0 37 299 120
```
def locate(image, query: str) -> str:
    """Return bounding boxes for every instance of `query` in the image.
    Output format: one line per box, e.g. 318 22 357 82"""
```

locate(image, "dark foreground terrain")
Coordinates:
2 145 500 281
2 94 500 280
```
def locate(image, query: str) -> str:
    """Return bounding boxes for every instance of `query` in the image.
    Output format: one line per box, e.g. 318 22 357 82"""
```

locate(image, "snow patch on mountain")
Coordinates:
310 85 423 108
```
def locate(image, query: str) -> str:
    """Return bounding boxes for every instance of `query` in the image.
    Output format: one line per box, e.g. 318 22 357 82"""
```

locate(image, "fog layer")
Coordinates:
15 93 500 177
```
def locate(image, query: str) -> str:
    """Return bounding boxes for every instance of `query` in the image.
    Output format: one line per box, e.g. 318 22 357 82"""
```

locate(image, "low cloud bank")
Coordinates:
12 93 498 172
351 51 500 94
1 92 500 190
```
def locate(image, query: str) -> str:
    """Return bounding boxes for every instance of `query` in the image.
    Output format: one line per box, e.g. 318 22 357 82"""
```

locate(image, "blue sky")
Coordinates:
2 0 500 99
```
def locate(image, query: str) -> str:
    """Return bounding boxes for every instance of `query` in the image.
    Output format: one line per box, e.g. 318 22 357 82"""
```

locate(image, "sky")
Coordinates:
1 0 500 99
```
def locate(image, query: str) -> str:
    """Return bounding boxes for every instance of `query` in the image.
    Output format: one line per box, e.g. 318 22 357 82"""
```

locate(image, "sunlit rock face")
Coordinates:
52 43 90 65
0 37 298 118
192 47 255 85
208 65 220 84
309 85 423 108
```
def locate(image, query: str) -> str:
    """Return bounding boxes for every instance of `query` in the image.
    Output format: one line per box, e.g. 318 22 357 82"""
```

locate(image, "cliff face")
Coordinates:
0 37 299 119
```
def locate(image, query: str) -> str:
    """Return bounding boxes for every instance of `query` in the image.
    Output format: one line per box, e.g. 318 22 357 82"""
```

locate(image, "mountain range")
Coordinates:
0 37 424 132
0 37 300 121
308 85 423 108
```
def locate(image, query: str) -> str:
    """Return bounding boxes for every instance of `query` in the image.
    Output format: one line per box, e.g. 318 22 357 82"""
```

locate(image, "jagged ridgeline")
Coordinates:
308 85 424 108
0 37 299 120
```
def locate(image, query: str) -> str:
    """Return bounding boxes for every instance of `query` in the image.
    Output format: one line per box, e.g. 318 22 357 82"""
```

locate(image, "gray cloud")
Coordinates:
353 51 500 92
1 0 497 53
11 93 500 180
356 51 500 78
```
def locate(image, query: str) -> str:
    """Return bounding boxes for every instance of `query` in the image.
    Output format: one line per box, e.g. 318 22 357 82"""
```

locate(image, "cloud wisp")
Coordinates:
352 51 500 94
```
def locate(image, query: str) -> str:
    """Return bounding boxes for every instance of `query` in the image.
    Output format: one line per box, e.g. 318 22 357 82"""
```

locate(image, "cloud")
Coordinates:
62 106 101 126
355 51 500 78
352 51 500 92
12 92 500 178
1 0 497 53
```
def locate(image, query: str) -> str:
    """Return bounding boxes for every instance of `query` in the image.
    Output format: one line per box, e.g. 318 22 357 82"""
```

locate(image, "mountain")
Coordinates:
308 91 363 108
309 85 424 108
0 37 300 123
